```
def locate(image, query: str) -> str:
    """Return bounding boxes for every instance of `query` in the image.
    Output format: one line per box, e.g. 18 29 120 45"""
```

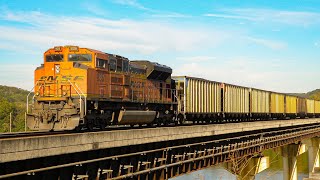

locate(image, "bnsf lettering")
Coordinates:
61 75 72 81
39 76 84 81
47 76 58 81
74 76 84 81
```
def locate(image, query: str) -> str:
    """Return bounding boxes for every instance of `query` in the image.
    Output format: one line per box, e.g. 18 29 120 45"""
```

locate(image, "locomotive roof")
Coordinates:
131 60 172 70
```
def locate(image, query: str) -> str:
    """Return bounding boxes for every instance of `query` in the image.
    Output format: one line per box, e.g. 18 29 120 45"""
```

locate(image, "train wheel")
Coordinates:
99 122 106 130
74 126 82 132
177 114 185 125
87 122 94 131
164 121 169 126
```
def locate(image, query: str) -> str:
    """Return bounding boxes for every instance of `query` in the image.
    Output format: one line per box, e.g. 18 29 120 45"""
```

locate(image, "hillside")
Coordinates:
306 89 320 101
0 85 33 132
290 89 320 100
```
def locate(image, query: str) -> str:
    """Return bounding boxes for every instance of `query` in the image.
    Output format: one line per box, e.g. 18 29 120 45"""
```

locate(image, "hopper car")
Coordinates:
27 46 320 131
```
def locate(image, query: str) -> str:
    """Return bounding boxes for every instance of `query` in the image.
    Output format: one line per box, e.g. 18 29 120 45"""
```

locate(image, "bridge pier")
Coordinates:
306 138 320 173
280 143 306 180
238 156 270 180
303 137 320 179
223 155 270 180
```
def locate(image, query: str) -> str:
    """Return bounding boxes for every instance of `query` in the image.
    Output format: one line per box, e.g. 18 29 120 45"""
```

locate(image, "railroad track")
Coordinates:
0 121 218 139
0 118 312 140
0 125 154 139
0 130 70 139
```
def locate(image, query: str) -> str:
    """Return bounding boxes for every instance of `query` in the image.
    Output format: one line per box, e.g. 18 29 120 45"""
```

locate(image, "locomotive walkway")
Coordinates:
1 119 320 179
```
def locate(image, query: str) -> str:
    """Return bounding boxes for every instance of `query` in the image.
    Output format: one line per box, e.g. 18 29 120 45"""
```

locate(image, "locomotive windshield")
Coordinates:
68 54 92 62
46 54 63 62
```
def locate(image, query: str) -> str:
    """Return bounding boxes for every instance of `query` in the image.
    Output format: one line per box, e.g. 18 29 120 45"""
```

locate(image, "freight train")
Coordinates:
26 46 320 131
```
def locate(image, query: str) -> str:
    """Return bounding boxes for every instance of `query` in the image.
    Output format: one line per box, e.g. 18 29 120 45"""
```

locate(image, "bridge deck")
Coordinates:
1 118 320 163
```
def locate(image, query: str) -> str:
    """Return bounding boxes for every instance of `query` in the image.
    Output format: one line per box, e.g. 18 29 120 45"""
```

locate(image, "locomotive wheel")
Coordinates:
99 118 107 130
74 126 82 132
177 114 185 125
87 122 94 131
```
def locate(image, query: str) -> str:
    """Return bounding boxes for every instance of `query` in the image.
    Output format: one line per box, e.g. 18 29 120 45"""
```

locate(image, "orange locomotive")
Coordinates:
27 46 176 131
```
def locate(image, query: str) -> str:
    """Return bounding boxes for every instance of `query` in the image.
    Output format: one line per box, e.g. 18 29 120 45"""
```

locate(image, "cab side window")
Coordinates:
96 58 108 69
123 59 129 72
109 59 117 72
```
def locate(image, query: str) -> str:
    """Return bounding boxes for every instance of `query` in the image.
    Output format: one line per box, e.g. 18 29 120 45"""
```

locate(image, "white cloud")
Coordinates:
204 8 320 26
246 37 287 50
112 0 151 11
204 13 255 21
111 0 190 19
0 10 231 90
0 10 309 92
0 10 230 56
151 12 191 18
82 2 108 16
176 56 216 62
0 64 38 90
173 56 320 93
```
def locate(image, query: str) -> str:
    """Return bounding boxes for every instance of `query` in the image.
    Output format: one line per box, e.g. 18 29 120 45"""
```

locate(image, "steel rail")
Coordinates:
0 130 74 139
0 118 315 140
1 118 318 139
0 123 319 179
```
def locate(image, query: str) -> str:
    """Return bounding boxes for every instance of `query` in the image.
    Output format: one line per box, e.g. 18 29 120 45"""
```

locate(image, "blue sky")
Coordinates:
0 0 320 92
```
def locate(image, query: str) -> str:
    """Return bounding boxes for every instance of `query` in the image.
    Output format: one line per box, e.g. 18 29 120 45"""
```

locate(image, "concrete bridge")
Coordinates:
1 118 320 180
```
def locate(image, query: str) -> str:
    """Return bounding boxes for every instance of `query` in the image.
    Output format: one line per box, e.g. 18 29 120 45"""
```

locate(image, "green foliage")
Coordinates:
307 89 320 101
292 89 320 101
0 97 15 132
0 85 33 132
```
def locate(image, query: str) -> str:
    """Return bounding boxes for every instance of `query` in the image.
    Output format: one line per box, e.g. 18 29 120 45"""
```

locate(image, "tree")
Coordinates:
0 97 16 132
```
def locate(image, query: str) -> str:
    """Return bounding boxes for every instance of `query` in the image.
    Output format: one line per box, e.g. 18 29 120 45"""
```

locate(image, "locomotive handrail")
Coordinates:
34 82 45 100
68 80 86 116
74 82 87 115
26 80 40 113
